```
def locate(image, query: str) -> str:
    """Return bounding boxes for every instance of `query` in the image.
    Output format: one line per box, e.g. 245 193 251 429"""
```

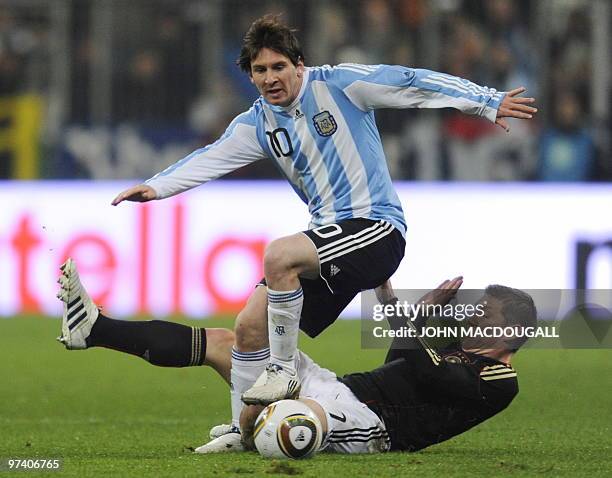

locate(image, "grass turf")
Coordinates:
1 317 611 477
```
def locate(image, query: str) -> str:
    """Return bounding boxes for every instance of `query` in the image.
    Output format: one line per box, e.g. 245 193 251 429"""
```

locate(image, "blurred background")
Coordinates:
1 4 610 472
0 0 610 319
1 0 610 182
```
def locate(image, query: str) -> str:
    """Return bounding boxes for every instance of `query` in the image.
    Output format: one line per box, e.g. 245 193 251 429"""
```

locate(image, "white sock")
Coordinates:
267 287 303 375
230 347 270 429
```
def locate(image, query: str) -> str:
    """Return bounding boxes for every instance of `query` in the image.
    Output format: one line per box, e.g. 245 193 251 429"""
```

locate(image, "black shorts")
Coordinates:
260 218 405 338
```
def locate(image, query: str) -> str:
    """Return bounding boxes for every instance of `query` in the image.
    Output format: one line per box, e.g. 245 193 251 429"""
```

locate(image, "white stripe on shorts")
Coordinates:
318 221 394 264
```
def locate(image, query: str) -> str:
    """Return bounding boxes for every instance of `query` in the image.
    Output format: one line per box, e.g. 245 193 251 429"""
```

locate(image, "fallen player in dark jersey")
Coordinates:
338 278 536 452
56 260 536 455
240 277 537 456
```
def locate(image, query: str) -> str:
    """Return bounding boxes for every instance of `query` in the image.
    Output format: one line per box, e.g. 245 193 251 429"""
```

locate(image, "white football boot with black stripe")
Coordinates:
241 363 301 405
56 258 99 350
194 425 243 454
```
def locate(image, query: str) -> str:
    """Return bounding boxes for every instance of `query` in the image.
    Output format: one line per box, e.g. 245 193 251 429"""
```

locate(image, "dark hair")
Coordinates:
485 285 538 352
237 15 305 73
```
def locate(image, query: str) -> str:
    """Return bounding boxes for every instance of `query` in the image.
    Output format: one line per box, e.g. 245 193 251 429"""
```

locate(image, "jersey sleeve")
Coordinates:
336 63 504 123
145 109 267 199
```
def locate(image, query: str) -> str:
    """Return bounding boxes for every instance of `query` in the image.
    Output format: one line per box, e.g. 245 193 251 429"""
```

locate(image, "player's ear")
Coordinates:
296 58 305 77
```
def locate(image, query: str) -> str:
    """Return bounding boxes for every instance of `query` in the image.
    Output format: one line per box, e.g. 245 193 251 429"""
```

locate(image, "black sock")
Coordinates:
86 314 206 367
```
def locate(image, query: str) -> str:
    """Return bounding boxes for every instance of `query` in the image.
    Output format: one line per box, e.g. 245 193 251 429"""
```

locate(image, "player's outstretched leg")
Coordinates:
57 258 100 349
55 257 217 372
242 233 316 405
56 258 243 452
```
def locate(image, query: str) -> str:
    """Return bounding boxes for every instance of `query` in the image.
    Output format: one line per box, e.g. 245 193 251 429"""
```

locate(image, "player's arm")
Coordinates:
384 277 462 363
112 110 267 205
339 64 536 131
390 278 485 400
381 278 492 400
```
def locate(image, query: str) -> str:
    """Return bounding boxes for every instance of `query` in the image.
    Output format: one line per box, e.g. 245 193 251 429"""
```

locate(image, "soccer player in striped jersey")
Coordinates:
57 259 536 455
110 15 537 450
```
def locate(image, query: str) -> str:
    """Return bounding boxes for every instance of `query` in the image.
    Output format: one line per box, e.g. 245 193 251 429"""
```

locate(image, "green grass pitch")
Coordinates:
1 317 611 477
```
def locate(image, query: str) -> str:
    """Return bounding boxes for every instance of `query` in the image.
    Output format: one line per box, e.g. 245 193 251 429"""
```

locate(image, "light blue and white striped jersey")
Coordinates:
146 64 505 236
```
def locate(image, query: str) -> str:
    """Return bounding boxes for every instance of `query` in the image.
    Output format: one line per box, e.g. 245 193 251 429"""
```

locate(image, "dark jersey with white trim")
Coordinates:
340 336 518 451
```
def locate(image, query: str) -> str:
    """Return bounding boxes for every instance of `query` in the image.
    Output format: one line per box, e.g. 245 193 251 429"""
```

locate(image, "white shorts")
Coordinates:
297 351 390 454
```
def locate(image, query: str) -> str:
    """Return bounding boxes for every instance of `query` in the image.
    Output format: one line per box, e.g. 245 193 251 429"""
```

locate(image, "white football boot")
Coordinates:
241 363 301 405
209 424 234 440
194 425 243 454
56 258 99 350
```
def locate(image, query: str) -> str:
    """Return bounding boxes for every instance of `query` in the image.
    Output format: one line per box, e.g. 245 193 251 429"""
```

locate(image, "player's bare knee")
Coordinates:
264 238 296 280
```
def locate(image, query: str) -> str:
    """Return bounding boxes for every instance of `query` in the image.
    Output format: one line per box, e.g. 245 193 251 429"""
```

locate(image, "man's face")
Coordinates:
462 296 507 350
250 47 304 107
467 296 505 328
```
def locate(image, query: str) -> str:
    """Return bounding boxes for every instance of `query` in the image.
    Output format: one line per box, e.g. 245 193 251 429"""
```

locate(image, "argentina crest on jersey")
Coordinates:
312 111 337 137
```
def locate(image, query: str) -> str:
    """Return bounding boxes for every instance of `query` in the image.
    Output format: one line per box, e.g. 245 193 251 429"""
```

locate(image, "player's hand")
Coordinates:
375 280 397 305
417 276 463 307
111 184 157 206
495 87 537 132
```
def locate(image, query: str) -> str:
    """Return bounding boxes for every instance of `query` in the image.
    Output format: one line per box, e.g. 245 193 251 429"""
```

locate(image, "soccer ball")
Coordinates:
253 399 323 459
